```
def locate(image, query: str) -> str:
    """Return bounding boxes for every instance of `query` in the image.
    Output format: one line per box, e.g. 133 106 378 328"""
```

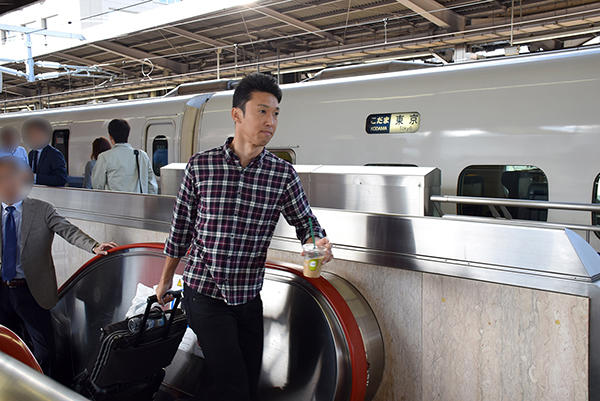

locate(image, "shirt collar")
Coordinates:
114 143 133 149
2 200 23 212
34 144 48 152
222 137 266 168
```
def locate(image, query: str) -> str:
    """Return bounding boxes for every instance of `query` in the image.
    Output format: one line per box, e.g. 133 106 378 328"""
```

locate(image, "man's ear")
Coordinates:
231 107 243 125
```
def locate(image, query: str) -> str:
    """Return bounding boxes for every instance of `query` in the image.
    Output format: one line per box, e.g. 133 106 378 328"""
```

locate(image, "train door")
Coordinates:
144 121 175 178
52 129 70 172
51 127 83 187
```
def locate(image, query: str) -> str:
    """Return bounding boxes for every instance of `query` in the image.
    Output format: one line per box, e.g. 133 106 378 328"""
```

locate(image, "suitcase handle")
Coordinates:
135 290 182 346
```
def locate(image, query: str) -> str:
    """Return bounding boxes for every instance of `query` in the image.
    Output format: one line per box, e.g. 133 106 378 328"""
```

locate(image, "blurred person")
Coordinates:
155 73 332 401
0 126 28 165
83 137 111 189
91 119 157 194
0 156 117 376
22 117 67 187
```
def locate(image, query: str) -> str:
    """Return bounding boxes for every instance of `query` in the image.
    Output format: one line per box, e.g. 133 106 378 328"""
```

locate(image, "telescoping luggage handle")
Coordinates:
135 290 182 346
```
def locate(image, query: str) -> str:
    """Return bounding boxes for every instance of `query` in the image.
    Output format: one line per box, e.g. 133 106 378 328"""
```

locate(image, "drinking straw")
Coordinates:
309 217 316 247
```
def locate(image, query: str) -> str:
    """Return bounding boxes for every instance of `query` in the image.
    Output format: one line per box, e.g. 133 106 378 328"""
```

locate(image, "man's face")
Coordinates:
24 127 49 149
0 164 32 205
232 91 279 147
0 132 18 150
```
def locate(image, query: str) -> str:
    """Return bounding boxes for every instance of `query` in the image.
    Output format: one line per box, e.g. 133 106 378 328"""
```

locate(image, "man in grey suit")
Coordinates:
0 156 116 375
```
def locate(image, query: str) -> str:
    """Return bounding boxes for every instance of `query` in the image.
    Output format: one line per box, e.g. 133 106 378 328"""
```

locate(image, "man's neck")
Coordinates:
230 136 263 168
3 199 22 207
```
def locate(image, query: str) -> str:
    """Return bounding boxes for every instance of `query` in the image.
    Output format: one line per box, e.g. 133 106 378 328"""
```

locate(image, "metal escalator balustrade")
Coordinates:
52 243 384 401
0 351 89 401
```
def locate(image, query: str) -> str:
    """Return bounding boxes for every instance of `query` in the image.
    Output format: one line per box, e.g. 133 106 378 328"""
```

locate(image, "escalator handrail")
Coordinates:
266 261 369 401
57 242 166 294
0 325 43 373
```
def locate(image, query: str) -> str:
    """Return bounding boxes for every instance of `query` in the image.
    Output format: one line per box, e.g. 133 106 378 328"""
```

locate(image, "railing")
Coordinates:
431 195 600 242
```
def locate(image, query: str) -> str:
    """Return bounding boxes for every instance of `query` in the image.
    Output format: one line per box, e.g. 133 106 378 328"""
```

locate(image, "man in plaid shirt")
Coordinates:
156 73 332 401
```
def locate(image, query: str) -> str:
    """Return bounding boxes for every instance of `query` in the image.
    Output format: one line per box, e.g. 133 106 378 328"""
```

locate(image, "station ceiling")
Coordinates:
0 0 37 15
2 0 600 111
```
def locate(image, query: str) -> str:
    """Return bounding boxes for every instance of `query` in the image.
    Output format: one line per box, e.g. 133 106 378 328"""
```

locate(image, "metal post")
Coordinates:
25 33 35 82
234 44 238 79
384 18 388 44
510 0 515 46
276 47 281 84
216 48 222 80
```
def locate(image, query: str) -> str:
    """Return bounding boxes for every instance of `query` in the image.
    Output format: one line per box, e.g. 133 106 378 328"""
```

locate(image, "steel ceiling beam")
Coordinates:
395 0 465 30
252 6 343 44
3 85 35 97
162 26 230 49
52 51 125 75
90 41 189 74
0 23 85 40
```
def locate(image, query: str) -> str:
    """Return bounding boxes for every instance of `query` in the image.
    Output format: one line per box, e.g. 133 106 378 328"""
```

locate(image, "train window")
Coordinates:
52 129 69 174
592 174 600 237
152 135 168 176
457 165 548 221
268 149 296 164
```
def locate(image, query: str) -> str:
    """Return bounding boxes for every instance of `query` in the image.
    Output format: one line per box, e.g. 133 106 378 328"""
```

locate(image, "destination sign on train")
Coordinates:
366 112 420 134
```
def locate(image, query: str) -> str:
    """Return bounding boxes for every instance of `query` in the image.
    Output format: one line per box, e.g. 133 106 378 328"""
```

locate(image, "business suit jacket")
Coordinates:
28 145 68 187
0 198 98 309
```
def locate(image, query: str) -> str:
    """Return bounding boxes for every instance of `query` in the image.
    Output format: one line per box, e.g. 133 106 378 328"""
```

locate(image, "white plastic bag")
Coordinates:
125 275 185 318
125 282 155 318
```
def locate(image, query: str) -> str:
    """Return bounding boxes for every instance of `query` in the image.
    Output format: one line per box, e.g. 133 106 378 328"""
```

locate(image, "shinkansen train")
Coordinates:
0 46 599 236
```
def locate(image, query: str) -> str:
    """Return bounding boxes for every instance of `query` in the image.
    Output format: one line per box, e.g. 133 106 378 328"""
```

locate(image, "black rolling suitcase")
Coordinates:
76 290 187 401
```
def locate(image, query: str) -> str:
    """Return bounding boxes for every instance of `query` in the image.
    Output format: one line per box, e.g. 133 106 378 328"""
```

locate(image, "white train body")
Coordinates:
1 47 599 235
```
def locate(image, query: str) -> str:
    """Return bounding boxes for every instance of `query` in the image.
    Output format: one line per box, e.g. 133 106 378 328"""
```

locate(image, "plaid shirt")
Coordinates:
165 137 326 305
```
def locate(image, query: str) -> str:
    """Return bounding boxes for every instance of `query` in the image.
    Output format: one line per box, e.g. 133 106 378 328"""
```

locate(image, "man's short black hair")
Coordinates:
108 119 130 143
232 73 282 113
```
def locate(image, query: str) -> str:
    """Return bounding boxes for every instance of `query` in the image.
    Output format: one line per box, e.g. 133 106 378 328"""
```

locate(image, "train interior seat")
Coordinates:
500 171 522 218
500 171 548 221
527 182 549 221
458 174 486 216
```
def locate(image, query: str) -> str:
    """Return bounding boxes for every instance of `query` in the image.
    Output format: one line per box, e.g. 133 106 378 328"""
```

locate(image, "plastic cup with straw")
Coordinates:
302 217 326 278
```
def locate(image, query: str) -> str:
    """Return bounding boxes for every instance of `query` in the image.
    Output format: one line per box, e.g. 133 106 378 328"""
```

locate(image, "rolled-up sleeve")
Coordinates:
165 161 198 257
280 169 326 243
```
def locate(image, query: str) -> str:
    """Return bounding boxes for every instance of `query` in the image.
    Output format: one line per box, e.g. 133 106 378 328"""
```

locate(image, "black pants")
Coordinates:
0 282 54 376
183 284 263 401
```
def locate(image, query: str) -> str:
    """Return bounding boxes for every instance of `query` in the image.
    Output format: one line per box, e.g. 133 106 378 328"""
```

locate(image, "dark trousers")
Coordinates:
0 282 54 376
183 284 263 401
